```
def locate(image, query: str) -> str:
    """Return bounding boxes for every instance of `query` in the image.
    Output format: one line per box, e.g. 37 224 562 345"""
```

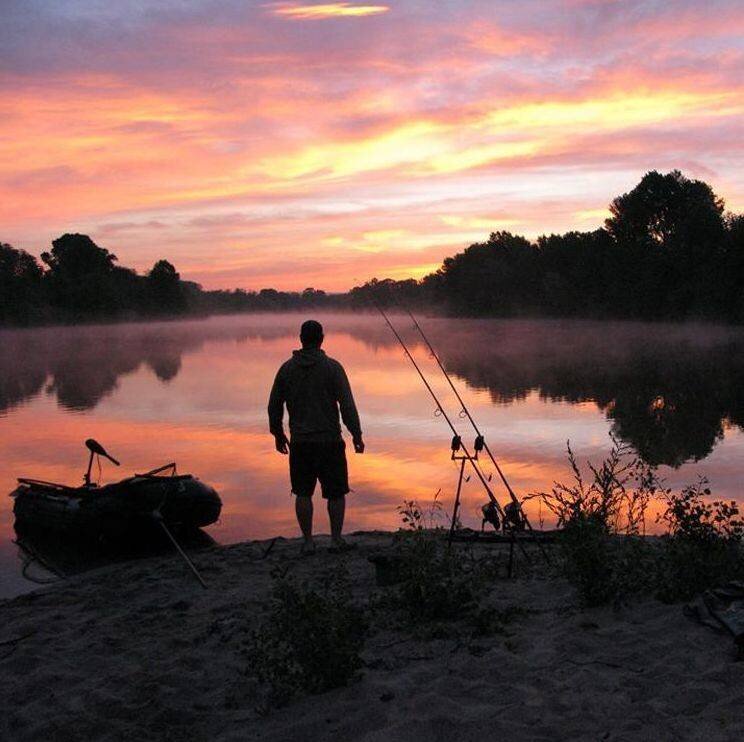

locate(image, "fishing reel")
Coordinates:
481 501 501 531
450 434 485 460
503 501 527 532
481 500 527 534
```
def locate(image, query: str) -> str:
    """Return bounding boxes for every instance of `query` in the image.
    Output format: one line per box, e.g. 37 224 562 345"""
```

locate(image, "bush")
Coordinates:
656 481 744 602
376 496 498 626
529 439 658 606
390 533 481 623
243 567 366 707
532 439 744 606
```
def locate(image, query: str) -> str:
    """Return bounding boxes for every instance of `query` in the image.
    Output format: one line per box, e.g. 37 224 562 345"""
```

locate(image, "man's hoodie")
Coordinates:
268 348 362 443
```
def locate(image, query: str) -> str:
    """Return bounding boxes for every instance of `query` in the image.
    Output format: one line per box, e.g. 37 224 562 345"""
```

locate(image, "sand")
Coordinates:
1 532 742 742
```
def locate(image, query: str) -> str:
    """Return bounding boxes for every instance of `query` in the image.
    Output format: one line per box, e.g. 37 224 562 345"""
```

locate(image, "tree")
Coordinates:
41 233 120 316
149 259 180 284
723 213 744 321
432 231 539 315
537 229 619 316
0 242 44 323
605 171 727 317
147 259 185 313
41 233 118 278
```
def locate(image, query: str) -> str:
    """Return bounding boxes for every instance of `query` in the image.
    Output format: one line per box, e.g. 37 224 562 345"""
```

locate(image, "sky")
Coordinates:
1 0 743 291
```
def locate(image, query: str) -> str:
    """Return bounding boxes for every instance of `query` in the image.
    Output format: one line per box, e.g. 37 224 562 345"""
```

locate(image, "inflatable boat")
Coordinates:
11 439 222 539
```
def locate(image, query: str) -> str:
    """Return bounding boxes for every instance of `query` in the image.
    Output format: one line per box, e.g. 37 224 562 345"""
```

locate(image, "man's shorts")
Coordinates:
289 440 349 499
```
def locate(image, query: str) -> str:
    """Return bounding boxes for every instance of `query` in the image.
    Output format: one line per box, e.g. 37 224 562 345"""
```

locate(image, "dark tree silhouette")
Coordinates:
605 170 725 252
537 229 619 316
605 170 727 317
1 170 743 326
41 233 120 317
41 233 118 276
148 259 186 313
426 232 539 315
0 242 44 324
361 171 742 322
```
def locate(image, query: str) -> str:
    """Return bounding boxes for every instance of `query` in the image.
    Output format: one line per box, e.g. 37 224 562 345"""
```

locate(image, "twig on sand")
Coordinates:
0 630 36 660
534 656 644 674
397 653 436 661
0 630 36 647
373 637 414 650
261 538 278 560
565 657 643 673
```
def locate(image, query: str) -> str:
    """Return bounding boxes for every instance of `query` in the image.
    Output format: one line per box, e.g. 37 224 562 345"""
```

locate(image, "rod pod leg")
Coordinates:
448 458 467 544
508 531 516 578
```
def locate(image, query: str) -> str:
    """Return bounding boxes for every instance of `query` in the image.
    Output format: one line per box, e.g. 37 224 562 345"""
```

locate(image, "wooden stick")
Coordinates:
153 513 208 589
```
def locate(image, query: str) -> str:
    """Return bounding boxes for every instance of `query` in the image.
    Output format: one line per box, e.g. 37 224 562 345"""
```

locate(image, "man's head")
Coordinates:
300 319 324 348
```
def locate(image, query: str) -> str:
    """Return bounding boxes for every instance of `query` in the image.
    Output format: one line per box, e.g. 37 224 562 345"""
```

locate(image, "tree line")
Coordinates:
2 170 743 326
351 170 744 321
0 233 334 325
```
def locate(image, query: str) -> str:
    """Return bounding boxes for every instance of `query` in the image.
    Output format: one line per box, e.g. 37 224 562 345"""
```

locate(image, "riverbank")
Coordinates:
1 532 742 741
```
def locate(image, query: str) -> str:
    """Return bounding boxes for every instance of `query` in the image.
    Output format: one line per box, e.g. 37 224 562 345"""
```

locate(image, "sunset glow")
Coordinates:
268 3 390 20
1 0 742 290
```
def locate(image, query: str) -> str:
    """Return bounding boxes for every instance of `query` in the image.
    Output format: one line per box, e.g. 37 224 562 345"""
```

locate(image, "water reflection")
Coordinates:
2 313 744 599
2 316 743 468
430 320 744 468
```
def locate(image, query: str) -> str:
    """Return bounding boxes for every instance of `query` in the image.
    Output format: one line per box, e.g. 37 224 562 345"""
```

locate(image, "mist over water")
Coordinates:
1 312 743 597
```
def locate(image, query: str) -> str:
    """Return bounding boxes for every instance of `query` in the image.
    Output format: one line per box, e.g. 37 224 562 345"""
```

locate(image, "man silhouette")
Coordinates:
268 319 364 554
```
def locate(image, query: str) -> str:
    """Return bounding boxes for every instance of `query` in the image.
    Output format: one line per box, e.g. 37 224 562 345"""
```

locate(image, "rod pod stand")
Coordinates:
404 308 550 565
374 303 531 564
448 434 483 542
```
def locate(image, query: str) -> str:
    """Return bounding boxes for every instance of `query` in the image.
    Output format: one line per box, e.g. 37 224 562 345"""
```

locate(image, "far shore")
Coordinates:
3 308 744 335
1 531 742 741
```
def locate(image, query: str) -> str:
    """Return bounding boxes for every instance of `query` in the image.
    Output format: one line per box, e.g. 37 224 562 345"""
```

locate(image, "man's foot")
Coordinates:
328 537 356 554
300 539 316 557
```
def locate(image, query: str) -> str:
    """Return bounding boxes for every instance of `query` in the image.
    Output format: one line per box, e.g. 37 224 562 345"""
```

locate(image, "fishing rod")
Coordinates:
375 305 508 524
404 308 550 560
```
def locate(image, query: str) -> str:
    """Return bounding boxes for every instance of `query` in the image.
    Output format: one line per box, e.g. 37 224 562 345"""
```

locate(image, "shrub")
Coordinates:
532 439 744 606
390 534 480 623
243 567 366 707
528 439 658 606
531 439 654 535
656 481 744 602
377 495 497 626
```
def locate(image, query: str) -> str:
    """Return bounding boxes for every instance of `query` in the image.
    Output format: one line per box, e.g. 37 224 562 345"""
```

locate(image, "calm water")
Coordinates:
2 313 744 597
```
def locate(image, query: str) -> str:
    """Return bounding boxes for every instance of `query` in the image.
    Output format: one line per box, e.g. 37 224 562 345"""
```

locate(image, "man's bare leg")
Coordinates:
295 495 314 551
327 496 345 546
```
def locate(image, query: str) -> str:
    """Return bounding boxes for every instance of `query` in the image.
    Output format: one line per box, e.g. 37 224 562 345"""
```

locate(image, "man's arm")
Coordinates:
268 368 289 454
335 362 364 452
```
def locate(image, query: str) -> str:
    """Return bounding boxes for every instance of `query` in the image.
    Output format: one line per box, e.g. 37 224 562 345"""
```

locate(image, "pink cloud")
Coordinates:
0 0 741 289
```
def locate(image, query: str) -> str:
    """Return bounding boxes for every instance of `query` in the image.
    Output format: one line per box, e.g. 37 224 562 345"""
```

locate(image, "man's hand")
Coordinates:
353 436 365 454
274 432 289 455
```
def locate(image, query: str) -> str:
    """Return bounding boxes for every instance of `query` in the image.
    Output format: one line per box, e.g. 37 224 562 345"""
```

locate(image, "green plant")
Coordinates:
243 567 366 707
530 439 655 535
656 480 744 601
377 497 497 626
397 490 444 531
528 439 659 606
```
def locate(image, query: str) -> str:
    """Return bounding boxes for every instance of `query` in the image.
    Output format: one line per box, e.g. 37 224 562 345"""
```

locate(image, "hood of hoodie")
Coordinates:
292 348 326 367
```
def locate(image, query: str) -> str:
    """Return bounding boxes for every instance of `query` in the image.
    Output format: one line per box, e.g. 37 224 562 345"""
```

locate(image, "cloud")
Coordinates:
266 2 389 20
0 0 741 288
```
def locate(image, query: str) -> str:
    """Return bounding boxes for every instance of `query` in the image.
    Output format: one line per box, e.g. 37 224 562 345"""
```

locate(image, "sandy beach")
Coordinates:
1 532 742 742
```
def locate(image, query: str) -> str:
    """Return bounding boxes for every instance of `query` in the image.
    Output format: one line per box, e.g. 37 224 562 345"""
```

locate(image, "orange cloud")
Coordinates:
0 1 742 289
